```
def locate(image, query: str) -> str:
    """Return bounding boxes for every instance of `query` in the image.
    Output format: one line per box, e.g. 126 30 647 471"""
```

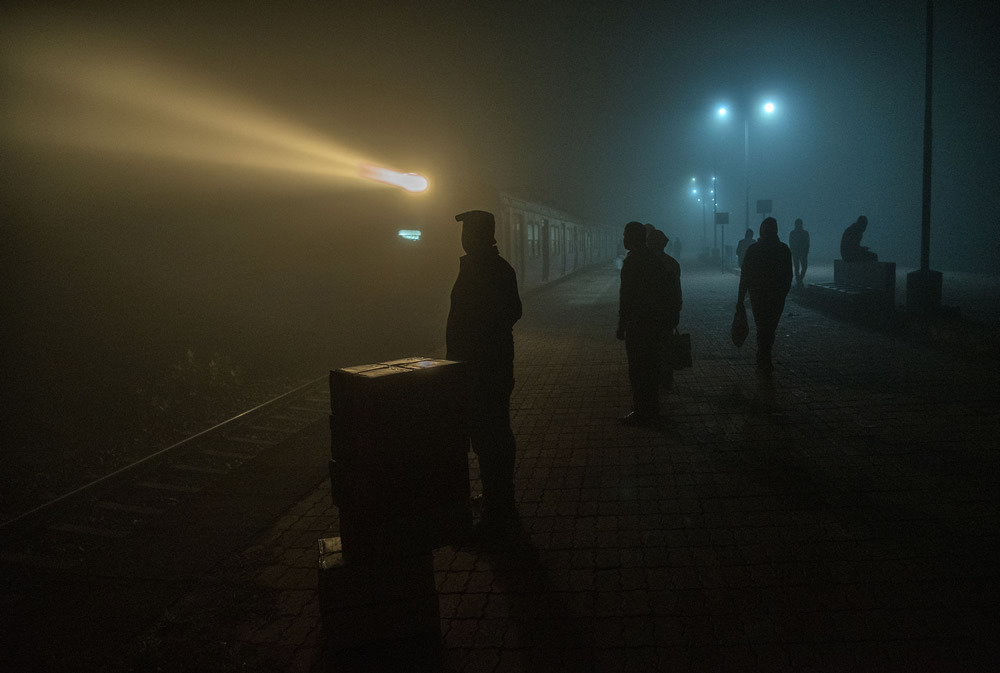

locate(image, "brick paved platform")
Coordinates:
107 265 1000 672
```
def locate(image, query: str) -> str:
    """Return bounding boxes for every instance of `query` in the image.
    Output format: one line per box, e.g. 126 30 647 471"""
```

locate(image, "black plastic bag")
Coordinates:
731 303 749 347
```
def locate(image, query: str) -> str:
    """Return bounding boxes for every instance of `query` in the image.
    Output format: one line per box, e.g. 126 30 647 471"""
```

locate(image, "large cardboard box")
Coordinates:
329 358 471 562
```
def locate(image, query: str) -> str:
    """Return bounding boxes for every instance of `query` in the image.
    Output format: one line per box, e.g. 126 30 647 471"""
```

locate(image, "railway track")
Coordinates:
0 375 330 571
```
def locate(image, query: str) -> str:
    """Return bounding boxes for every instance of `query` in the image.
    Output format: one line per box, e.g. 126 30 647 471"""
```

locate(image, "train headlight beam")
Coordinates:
361 165 429 193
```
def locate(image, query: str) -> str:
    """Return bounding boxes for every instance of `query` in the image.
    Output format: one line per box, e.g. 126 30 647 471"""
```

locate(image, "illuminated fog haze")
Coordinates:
1 1 998 472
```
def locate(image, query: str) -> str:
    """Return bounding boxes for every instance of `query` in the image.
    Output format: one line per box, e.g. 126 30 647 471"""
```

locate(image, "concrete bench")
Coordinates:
804 260 897 319
833 260 896 307
806 282 881 312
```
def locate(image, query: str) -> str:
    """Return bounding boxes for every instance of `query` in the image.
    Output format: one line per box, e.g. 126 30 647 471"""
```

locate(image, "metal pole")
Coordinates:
705 195 710 250
920 0 933 272
699 178 706 249
714 173 721 266
744 117 750 234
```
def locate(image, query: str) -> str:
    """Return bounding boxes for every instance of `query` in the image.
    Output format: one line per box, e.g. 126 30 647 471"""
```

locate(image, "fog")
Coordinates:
2 1 998 501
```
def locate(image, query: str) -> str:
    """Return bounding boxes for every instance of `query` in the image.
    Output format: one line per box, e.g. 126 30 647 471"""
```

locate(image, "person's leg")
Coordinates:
626 328 659 420
626 333 643 414
640 329 661 417
471 390 517 530
751 295 785 372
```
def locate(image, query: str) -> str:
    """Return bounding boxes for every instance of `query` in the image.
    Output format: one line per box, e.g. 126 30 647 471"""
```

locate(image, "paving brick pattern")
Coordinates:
111 265 1000 672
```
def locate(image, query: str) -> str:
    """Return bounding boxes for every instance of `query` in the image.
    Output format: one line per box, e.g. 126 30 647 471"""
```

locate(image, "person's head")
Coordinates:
648 229 668 253
623 221 646 251
856 215 868 231
794 218 803 230
455 210 496 253
759 217 778 241
744 228 754 240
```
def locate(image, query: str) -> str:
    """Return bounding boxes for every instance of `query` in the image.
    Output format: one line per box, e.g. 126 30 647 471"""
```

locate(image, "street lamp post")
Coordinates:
906 0 943 315
718 101 776 235
744 117 750 234
691 177 705 249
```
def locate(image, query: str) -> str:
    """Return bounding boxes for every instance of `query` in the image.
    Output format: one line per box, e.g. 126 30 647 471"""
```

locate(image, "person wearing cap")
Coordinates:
789 218 810 288
617 221 663 426
737 217 793 374
446 209 522 540
840 215 877 262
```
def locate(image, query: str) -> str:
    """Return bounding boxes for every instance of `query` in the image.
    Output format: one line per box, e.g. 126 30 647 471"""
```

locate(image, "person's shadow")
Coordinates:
466 522 595 673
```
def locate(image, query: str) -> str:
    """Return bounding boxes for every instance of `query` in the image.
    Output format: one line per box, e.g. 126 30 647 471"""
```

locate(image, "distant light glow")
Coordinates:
764 102 775 114
362 165 429 192
398 229 422 240
692 189 697 195
718 107 727 116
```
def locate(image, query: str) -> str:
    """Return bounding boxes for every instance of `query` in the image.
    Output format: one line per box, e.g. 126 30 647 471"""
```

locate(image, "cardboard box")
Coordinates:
328 359 472 561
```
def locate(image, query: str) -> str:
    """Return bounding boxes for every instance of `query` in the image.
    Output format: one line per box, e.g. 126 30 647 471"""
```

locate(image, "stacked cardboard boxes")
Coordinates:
319 358 471 650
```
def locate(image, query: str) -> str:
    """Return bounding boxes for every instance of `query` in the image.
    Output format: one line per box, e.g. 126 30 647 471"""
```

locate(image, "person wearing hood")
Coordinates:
736 229 755 268
789 218 810 288
617 221 663 426
737 217 793 374
840 215 877 262
647 227 682 391
446 209 522 539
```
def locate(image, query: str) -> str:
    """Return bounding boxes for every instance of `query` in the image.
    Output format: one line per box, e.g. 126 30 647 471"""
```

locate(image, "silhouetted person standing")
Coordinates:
617 221 663 426
789 218 810 288
737 217 792 374
647 228 682 390
446 210 522 539
841 215 878 262
736 229 755 268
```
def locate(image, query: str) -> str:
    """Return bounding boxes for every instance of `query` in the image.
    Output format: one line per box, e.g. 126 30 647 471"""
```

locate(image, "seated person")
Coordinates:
840 215 878 262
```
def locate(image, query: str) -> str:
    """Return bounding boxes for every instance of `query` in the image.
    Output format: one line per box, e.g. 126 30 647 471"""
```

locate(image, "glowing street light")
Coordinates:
715 97 782 234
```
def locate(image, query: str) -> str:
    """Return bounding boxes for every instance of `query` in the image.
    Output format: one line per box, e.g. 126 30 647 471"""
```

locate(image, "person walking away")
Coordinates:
737 217 792 374
446 210 522 540
616 221 662 426
789 218 810 288
647 228 682 390
736 229 755 268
